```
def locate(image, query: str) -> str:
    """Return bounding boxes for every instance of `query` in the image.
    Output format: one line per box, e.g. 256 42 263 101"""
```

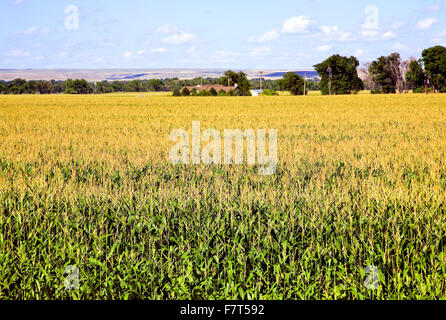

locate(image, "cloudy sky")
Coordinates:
1 0 445 69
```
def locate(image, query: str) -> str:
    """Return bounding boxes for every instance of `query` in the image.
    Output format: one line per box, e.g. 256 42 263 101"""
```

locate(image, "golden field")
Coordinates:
0 93 446 299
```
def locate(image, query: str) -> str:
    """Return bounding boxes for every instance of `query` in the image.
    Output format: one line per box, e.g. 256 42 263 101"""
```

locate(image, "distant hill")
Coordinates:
0 69 319 82
265 71 320 78
106 73 149 80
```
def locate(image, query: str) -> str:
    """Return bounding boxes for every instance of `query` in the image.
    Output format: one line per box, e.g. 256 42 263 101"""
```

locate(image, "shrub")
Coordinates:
198 90 213 96
413 87 425 94
64 89 78 94
210 88 218 96
180 87 190 96
262 89 279 96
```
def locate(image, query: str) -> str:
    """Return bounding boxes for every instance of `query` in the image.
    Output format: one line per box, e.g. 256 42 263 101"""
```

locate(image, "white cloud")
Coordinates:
100 37 119 47
39 27 51 34
92 57 105 63
94 17 118 27
391 42 408 51
316 45 332 52
424 4 442 11
320 25 351 41
249 29 279 43
250 47 272 56
157 24 179 34
431 30 446 46
163 31 197 44
12 0 24 5
124 51 132 59
7 49 30 57
416 18 438 30
23 26 38 35
282 16 315 34
137 50 145 55
211 50 238 61
151 47 166 53
361 30 379 38
391 21 406 30
63 39 76 47
354 49 364 57
382 31 396 40
431 38 446 46
16 26 51 35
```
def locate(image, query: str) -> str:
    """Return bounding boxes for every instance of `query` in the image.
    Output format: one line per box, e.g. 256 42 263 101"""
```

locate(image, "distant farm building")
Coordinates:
250 89 263 96
182 84 236 93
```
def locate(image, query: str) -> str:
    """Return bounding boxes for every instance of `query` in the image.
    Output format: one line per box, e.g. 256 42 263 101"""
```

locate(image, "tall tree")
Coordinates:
385 53 413 93
369 55 397 94
314 55 363 95
278 72 306 95
358 62 374 91
218 70 251 96
387 53 407 93
8 78 27 94
405 60 425 90
422 46 446 92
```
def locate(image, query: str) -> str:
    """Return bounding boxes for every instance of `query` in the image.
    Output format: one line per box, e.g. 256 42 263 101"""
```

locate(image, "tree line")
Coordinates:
0 78 171 95
358 46 446 94
1 45 445 95
311 45 446 95
0 72 319 96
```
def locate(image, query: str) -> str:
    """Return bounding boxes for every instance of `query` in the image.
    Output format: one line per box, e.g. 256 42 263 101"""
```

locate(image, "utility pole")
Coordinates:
259 71 263 91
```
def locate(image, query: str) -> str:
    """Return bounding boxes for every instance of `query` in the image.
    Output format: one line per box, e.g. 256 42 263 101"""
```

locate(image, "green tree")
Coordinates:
8 78 27 94
405 60 425 90
74 79 92 94
218 70 251 96
279 72 306 95
180 87 190 96
62 79 91 94
172 88 181 96
209 87 218 96
148 79 166 91
314 55 363 95
198 90 213 96
128 80 143 92
36 81 53 94
261 89 279 96
368 55 397 94
422 46 446 92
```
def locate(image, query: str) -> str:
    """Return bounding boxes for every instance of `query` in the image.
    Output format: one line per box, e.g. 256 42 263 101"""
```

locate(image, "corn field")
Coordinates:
0 93 446 299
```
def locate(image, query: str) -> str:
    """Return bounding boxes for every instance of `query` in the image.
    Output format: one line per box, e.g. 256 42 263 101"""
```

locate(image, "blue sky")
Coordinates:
1 0 445 69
